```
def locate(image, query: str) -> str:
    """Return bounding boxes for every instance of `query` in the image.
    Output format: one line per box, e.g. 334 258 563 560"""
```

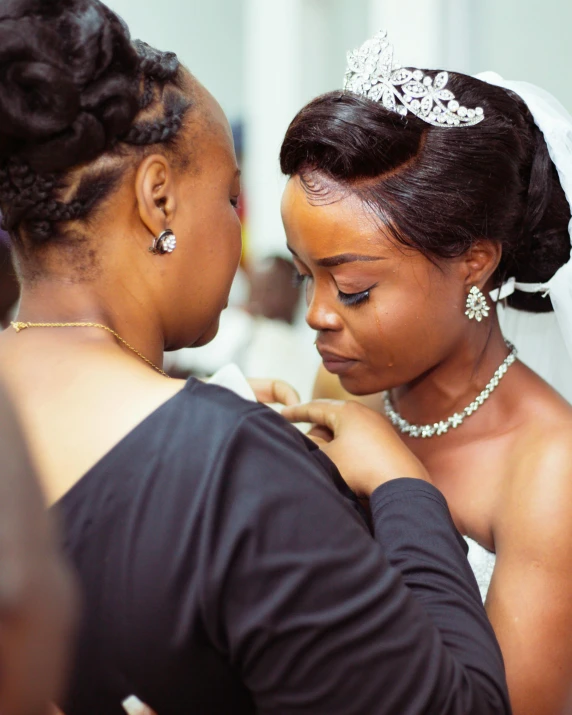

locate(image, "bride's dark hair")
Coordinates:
0 0 192 246
280 73 571 313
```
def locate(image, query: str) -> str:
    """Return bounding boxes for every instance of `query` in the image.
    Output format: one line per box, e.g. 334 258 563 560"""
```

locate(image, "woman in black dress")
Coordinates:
0 1 510 713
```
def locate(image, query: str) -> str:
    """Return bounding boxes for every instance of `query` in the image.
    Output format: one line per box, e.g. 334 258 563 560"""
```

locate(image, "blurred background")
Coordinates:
1 0 570 399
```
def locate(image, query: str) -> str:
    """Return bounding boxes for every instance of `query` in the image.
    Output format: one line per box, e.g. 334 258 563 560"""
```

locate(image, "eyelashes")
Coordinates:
293 272 306 288
337 289 371 307
294 272 374 308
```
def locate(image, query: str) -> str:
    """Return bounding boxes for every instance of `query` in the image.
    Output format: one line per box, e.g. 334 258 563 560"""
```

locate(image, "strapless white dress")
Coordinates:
464 537 496 602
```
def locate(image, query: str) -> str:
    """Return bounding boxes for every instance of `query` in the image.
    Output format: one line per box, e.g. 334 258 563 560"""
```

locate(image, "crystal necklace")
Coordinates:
383 341 517 439
11 321 170 378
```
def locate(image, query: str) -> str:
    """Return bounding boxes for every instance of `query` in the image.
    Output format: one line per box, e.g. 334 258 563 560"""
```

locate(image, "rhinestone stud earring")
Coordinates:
149 229 177 255
465 286 490 322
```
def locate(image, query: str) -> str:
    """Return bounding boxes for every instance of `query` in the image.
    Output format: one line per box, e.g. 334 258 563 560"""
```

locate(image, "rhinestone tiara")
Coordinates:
343 30 485 128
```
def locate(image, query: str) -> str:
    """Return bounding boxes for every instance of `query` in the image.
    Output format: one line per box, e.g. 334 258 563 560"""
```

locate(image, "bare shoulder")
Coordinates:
500 359 572 458
498 363 572 552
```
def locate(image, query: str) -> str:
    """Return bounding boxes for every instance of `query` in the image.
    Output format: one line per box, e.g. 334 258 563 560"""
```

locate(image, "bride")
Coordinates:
279 31 572 715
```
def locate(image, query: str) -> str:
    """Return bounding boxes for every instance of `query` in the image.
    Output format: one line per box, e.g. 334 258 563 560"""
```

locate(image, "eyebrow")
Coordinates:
287 246 385 267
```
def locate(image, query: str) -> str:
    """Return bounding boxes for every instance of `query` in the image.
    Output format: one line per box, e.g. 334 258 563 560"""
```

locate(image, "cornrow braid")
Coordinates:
123 94 188 147
133 40 179 83
0 161 59 239
13 200 86 244
139 76 155 110
1 159 125 243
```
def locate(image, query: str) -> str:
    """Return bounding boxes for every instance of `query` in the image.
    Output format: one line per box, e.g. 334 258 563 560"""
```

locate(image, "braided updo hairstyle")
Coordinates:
280 74 571 313
0 0 192 246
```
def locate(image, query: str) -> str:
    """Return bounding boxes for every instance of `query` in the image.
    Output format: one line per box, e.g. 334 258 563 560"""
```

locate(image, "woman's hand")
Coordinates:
248 378 300 407
282 399 431 498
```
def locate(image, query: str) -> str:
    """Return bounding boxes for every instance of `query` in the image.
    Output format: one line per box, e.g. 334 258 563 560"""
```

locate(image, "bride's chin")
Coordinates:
339 372 380 397
339 366 399 397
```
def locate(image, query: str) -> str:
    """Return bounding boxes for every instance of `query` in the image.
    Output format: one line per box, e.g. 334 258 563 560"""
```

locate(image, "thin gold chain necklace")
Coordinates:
11 321 170 378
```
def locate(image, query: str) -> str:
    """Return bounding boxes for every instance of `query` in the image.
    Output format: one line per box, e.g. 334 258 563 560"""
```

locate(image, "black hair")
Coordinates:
0 0 193 247
280 74 571 313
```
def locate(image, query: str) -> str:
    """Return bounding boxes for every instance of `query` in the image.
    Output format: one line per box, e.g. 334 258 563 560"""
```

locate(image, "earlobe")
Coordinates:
134 154 177 242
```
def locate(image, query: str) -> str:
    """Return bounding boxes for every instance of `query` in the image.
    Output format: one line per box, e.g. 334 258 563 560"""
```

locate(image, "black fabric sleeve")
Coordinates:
197 407 510 714
370 479 510 713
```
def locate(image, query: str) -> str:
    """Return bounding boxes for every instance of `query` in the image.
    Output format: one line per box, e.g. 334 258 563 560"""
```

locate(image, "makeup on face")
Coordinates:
291 249 386 309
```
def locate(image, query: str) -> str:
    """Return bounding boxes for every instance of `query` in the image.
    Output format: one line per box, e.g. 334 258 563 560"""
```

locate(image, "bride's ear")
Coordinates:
461 239 502 289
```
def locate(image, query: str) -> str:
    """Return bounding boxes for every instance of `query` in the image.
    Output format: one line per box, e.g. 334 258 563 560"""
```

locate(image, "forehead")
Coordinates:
183 77 237 170
282 176 389 255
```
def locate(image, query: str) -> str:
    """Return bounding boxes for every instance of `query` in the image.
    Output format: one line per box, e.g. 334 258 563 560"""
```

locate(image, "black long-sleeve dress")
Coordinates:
54 378 510 714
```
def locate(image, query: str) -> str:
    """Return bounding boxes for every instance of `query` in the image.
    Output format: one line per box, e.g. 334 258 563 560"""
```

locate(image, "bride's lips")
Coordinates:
318 348 359 375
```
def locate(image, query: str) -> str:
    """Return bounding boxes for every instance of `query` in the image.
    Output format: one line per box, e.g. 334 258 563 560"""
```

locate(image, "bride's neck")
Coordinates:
393 318 510 423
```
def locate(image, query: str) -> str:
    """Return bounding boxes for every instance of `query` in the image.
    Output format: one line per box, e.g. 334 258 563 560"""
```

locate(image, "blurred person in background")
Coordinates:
0 380 75 715
0 1 512 712
242 255 319 401
281 29 572 715
247 255 299 324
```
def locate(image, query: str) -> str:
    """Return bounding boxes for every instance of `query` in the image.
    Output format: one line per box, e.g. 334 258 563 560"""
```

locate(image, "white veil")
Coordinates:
477 72 572 404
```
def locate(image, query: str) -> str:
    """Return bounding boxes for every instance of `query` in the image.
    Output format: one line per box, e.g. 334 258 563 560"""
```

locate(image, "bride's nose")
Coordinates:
305 289 343 332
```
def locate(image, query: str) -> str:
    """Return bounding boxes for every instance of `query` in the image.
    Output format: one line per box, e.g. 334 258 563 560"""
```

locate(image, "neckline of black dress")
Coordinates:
51 376 199 511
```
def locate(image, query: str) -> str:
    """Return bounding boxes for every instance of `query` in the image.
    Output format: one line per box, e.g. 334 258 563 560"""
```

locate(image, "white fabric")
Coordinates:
498 303 572 403
208 363 258 402
489 276 550 302
476 72 572 402
464 536 496 603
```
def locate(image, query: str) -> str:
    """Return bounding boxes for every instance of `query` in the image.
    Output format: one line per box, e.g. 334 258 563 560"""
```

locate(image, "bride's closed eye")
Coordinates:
337 287 373 307
294 272 374 308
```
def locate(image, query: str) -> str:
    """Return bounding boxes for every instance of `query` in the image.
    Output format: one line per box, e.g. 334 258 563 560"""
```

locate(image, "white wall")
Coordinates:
243 0 372 260
369 0 453 69
104 0 244 122
102 0 572 129
471 0 572 111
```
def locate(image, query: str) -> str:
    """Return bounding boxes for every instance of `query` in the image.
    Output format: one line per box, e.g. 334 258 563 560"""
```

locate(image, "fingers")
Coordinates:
305 434 330 448
270 379 300 407
248 378 300 406
282 399 346 432
307 425 334 443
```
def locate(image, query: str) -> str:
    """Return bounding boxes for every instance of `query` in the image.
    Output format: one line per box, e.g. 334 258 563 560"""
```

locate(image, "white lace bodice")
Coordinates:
464 536 496 602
